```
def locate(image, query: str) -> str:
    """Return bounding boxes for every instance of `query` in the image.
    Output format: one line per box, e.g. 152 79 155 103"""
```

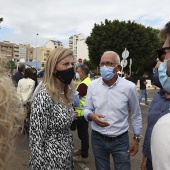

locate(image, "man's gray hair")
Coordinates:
102 51 120 64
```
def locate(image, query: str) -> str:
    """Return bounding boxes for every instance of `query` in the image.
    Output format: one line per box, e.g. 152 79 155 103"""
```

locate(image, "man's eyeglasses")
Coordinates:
156 47 170 62
100 62 118 67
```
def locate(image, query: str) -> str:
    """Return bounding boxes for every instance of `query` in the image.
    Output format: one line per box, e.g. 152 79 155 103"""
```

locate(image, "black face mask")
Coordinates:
55 67 75 84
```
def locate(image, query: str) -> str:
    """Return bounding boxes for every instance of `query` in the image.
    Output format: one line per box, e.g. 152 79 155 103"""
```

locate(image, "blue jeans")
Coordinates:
92 130 130 170
139 89 148 103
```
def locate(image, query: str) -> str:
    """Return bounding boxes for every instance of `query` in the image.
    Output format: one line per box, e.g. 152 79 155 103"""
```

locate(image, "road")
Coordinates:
7 87 158 170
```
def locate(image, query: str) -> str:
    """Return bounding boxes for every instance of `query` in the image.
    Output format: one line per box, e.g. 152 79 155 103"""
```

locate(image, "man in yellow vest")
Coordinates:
73 64 91 163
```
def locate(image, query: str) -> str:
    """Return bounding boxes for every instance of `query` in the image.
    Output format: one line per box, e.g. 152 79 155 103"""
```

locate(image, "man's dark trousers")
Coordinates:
77 116 89 158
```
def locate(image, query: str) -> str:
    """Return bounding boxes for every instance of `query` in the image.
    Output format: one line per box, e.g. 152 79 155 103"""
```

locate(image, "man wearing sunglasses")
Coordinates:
84 51 142 170
151 21 170 170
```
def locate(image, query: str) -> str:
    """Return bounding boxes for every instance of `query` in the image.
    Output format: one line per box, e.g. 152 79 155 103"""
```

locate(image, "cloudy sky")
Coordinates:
0 0 169 47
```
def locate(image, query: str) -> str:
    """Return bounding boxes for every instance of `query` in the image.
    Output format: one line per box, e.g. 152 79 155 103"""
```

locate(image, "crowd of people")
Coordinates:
0 21 170 170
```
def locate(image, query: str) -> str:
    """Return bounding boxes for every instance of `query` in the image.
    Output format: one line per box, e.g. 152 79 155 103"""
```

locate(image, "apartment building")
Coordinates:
0 41 32 63
77 39 89 61
0 39 63 69
19 44 26 61
43 40 63 50
33 46 52 69
13 44 20 62
0 41 13 60
69 33 89 62
21 44 33 61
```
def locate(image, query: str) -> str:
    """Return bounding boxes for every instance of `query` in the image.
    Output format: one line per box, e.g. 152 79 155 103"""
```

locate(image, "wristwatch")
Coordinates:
133 136 140 141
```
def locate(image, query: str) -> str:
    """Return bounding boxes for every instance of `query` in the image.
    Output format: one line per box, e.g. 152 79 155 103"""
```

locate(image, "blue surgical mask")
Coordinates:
100 66 116 80
158 59 170 93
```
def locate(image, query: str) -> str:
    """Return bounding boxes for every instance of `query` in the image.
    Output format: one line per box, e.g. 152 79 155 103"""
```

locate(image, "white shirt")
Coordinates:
151 113 170 170
84 76 142 137
17 78 35 104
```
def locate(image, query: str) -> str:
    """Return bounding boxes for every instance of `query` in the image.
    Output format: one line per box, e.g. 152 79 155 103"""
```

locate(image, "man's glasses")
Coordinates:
100 61 118 67
156 47 170 62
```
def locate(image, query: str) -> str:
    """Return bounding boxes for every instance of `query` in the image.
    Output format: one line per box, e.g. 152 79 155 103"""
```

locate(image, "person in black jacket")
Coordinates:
139 72 149 105
12 64 25 87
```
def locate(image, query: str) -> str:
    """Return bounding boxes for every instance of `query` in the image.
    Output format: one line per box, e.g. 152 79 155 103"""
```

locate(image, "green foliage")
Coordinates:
0 17 3 29
7 60 17 73
83 59 96 70
86 19 162 75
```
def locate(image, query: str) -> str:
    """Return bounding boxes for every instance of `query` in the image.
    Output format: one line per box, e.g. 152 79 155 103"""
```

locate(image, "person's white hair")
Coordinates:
102 51 120 64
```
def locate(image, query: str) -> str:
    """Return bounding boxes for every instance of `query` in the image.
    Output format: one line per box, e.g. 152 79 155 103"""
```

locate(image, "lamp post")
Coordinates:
36 33 38 70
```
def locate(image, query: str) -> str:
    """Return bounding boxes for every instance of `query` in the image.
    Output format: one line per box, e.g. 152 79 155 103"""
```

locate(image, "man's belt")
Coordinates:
93 130 128 141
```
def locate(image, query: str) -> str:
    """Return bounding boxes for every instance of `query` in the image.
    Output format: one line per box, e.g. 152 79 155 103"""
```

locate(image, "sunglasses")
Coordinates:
156 47 170 62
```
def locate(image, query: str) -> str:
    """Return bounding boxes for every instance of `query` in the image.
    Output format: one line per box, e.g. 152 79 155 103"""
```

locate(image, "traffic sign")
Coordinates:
121 59 128 68
129 58 132 65
78 58 82 62
122 48 129 59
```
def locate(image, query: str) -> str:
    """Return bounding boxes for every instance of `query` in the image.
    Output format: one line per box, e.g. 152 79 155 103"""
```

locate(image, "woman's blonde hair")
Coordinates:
0 58 22 169
41 47 74 102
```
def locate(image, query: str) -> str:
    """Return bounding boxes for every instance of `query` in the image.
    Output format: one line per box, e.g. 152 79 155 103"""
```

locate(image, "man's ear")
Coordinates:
117 65 122 71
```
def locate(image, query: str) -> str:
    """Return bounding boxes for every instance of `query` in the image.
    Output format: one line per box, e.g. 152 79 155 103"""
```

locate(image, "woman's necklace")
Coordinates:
60 92 64 95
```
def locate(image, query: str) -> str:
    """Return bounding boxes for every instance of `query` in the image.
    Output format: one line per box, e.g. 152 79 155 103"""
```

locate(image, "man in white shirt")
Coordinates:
84 51 142 170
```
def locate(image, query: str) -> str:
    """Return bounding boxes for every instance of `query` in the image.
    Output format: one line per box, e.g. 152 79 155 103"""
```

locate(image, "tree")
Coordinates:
86 19 163 75
7 60 17 74
83 59 96 70
0 17 3 29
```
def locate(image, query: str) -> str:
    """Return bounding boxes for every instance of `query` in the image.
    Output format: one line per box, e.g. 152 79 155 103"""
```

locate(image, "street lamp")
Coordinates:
36 33 38 70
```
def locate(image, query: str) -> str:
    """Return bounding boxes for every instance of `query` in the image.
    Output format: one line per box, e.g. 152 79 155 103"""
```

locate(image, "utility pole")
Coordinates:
36 33 38 70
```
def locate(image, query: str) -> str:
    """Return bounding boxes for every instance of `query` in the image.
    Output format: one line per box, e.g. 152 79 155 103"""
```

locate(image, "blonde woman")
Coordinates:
0 58 22 170
29 47 76 169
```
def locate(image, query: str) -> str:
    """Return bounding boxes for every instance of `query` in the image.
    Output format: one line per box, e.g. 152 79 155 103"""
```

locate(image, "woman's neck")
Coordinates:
56 78 65 93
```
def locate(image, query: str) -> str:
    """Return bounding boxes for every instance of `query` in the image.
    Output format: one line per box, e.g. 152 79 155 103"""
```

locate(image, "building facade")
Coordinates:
0 41 14 60
69 33 89 62
43 40 63 50
0 41 33 63
33 46 52 69
19 44 26 62
21 44 33 61
77 39 89 61
0 39 64 69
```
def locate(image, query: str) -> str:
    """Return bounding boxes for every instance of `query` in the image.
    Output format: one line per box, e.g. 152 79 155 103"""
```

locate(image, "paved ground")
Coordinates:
7 87 158 170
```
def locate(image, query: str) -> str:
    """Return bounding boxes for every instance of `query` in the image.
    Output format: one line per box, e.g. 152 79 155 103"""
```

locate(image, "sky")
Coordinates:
0 0 169 48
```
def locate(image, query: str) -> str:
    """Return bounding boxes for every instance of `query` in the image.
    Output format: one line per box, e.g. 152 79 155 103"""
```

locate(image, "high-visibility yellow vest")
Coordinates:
75 77 91 116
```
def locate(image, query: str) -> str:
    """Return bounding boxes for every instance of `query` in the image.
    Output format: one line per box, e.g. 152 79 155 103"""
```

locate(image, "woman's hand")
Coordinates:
74 111 78 120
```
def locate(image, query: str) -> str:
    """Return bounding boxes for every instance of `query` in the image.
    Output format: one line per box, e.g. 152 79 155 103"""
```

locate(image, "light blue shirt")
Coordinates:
84 76 142 137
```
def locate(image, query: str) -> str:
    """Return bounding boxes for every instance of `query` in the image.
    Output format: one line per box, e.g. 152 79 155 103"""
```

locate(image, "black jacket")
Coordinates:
12 72 24 86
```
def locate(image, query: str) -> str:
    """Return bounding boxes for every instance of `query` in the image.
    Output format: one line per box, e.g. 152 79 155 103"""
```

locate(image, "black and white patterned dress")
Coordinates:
29 86 74 170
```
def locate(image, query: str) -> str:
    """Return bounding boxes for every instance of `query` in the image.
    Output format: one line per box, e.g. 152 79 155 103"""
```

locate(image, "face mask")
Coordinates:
55 67 75 84
158 59 170 93
100 66 116 80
